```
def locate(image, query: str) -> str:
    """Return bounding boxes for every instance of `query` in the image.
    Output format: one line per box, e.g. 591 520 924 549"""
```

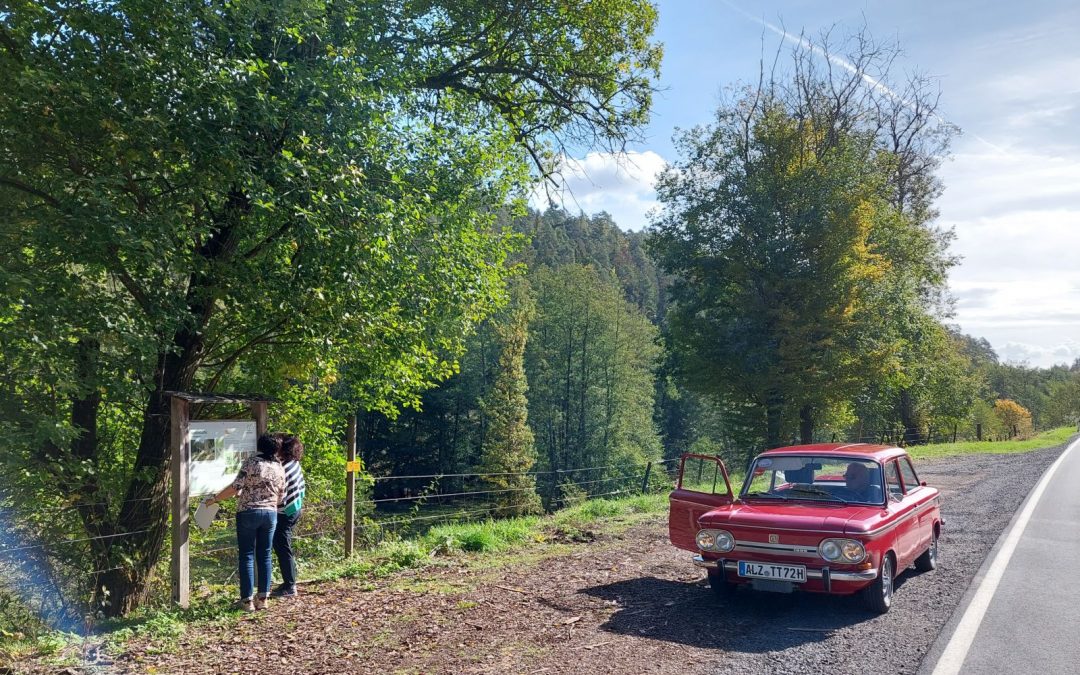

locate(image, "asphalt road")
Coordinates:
675 443 1073 675
924 435 1080 675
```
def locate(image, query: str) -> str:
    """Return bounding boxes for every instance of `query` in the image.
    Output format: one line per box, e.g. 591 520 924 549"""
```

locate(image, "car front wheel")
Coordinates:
862 553 894 614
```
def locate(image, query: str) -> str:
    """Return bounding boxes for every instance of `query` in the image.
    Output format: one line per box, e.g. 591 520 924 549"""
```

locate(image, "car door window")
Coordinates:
679 456 729 495
898 457 921 493
884 460 904 501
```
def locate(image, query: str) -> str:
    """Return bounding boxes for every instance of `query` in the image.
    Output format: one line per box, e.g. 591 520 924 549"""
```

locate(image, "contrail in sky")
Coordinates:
717 0 1010 155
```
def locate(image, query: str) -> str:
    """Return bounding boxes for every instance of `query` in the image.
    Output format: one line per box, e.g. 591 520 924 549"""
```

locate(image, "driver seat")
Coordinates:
866 471 884 503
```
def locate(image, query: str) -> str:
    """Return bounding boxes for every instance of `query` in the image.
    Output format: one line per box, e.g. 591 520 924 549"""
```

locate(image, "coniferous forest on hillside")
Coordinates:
357 206 1080 494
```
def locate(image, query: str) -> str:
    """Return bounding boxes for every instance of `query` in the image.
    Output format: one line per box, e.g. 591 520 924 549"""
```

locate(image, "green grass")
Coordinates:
907 426 1077 460
425 516 541 554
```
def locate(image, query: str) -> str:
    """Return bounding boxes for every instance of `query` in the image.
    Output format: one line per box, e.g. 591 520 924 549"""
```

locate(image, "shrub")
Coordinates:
993 399 1034 439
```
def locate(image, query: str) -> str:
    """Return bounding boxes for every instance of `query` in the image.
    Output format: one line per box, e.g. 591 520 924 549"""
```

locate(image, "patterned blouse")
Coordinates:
231 456 286 512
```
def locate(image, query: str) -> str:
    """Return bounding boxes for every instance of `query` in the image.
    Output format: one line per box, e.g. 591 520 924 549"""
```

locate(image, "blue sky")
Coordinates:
539 0 1080 368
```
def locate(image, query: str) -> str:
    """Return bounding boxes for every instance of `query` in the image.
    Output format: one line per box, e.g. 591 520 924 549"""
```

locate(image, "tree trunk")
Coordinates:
91 352 197 615
765 392 784 449
799 405 814 445
90 218 233 615
897 389 924 445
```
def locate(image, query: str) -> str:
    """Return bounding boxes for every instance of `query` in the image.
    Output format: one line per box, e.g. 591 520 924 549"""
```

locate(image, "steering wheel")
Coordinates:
831 486 864 500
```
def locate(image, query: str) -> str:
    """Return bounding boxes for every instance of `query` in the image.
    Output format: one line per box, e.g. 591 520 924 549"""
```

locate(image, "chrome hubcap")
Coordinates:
882 558 893 603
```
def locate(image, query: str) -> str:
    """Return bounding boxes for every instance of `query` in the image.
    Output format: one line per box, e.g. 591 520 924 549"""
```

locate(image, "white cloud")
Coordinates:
954 287 998 309
939 147 1080 221
530 151 668 231
999 340 1080 368
1005 103 1076 131
986 57 1080 102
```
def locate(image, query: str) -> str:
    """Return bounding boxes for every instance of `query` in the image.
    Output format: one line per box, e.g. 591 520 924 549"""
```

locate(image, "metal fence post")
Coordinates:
345 414 357 556
640 461 652 494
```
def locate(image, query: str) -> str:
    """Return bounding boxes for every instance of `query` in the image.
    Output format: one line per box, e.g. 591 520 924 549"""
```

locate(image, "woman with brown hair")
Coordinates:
206 433 286 611
271 433 306 598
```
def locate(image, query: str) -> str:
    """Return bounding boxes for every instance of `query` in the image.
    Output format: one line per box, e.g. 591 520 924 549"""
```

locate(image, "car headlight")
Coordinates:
818 538 866 563
840 540 866 563
695 529 735 552
820 540 842 561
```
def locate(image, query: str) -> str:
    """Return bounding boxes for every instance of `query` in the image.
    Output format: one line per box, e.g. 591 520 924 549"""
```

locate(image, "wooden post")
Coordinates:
976 423 983 441
170 396 191 608
953 424 958 443
345 414 357 556
251 401 268 436
640 461 653 494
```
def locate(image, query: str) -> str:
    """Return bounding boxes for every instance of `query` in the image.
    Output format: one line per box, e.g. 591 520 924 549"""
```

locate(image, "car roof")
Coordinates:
757 443 908 463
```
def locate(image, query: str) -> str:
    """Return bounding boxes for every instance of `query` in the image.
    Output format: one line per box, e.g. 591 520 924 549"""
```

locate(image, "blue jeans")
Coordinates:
236 509 277 600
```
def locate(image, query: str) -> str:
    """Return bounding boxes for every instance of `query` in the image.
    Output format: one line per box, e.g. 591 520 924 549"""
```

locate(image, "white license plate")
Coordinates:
737 561 807 582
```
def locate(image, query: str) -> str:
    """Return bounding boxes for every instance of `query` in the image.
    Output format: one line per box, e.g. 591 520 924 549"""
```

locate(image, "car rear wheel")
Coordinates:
707 570 738 600
862 553 894 614
914 530 939 572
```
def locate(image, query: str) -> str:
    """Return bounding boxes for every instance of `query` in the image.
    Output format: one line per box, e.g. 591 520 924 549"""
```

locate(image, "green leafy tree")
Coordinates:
854 320 982 443
650 33 958 448
993 399 1034 439
527 264 662 502
1045 372 1080 428
651 105 897 447
0 0 659 616
476 290 541 516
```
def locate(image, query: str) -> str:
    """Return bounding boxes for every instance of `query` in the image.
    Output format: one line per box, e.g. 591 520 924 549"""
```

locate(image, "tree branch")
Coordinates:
106 247 155 316
0 176 62 208
0 25 22 62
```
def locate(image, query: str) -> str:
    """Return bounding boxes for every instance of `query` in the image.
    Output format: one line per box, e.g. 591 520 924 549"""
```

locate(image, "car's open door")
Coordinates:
669 454 735 551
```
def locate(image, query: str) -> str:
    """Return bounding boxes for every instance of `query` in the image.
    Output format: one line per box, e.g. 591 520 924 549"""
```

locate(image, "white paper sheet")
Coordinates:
194 500 220 531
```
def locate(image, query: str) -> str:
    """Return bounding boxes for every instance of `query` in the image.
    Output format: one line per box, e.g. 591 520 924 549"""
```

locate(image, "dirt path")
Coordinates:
107 442 1069 675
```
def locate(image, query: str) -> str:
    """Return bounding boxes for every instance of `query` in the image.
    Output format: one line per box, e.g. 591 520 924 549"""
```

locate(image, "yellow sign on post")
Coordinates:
345 460 362 473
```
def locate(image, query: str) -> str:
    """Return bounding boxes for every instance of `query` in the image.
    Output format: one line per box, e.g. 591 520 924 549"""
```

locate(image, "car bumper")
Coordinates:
692 554 878 591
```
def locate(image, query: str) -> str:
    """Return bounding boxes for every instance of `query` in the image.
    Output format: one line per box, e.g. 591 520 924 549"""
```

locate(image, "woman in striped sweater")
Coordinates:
271 433 306 598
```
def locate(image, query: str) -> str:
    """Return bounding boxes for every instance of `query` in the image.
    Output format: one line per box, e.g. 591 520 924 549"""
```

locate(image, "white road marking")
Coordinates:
930 435 1080 675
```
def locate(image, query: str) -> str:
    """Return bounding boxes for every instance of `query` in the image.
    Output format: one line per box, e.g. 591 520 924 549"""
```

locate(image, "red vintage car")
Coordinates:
669 444 942 613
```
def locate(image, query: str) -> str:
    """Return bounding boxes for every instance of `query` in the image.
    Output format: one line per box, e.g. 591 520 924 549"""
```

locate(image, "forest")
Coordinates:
1 0 1078 632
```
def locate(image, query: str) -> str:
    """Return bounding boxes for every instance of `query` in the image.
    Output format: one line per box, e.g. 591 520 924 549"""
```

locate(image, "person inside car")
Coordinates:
844 462 882 502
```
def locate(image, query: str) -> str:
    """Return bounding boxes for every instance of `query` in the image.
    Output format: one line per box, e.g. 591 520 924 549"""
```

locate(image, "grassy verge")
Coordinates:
906 426 1077 460
309 490 672 585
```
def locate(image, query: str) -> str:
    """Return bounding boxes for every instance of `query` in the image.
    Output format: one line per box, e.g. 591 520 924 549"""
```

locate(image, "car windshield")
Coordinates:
741 455 884 505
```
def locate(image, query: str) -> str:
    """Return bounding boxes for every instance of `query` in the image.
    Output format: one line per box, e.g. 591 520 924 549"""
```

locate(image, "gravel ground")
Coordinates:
43 440 1071 675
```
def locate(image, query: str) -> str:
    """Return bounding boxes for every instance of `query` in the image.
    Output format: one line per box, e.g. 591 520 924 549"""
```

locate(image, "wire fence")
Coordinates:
0 422 1037 568
823 422 1048 446
177 458 681 577
3 420 1044 602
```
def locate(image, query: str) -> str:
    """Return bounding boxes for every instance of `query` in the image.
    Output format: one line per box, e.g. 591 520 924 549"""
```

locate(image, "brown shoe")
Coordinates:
254 594 269 610
235 598 255 612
